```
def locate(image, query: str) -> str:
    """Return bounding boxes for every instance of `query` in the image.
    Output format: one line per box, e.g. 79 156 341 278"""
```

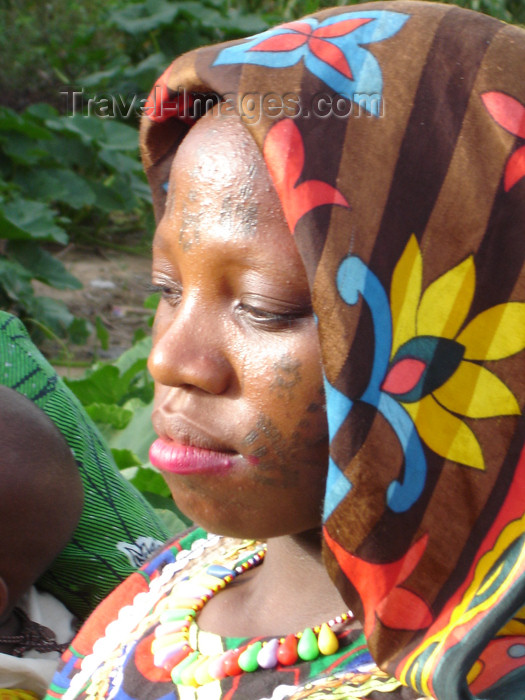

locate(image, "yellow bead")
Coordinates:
151 633 188 654
196 574 227 591
179 655 204 686
318 623 339 655
171 651 200 684
194 656 215 686
165 597 202 610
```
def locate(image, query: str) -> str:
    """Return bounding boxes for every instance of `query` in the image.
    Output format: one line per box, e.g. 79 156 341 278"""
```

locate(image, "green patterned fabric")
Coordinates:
0 311 169 620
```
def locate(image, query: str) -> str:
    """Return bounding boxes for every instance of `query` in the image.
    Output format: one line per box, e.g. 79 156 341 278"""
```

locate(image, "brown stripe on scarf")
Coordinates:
371 6 502 285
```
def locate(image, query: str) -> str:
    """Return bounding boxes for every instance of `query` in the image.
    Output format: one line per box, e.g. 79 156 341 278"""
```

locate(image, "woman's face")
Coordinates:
148 114 328 539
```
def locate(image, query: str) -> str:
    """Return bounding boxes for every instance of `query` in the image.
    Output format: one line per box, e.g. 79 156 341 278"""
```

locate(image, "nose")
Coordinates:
148 300 234 395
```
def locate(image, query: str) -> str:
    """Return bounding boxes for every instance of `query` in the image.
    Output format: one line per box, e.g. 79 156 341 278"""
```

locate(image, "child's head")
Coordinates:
148 112 328 539
0 386 83 622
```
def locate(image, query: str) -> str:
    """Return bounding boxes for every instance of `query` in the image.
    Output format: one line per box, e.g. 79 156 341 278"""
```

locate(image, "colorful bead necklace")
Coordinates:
151 544 353 688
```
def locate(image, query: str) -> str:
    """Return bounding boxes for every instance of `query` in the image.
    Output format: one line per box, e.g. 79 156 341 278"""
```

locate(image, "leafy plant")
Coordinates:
62 295 190 531
0 0 129 112
76 0 269 111
0 102 152 345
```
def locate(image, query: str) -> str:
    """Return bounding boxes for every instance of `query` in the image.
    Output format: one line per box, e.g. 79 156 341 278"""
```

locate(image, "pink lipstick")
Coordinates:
149 438 234 475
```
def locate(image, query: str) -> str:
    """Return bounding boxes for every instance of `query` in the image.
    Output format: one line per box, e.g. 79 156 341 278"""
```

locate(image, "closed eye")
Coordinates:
236 301 312 330
149 281 183 307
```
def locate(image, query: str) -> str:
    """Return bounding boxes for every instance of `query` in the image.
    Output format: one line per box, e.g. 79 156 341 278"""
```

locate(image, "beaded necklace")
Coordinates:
151 543 353 688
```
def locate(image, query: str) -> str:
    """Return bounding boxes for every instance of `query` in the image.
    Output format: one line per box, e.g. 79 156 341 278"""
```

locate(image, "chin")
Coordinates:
166 477 323 541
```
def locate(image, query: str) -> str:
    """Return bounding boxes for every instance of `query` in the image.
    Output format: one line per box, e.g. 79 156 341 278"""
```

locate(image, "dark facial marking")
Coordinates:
219 194 258 238
270 355 302 398
242 414 298 487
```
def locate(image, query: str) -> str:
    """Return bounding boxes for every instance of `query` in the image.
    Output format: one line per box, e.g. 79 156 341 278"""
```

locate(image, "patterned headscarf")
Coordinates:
140 2 525 697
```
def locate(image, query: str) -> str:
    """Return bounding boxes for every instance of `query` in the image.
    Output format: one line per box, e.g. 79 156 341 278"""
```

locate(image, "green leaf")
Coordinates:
23 103 59 121
125 465 170 497
65 365 125 405
95 315 110 350
99 148 142 174
143 292 160 310
68 317 92 345
109 0 179 35
7 241 82 290
0 133 50 165
133 328 148 343
107 396 155 465
114 335 152 373
88 180 126 212
0 199 68 244
129 172 151 202
121 52 167 83
81 56 129 88
25 296 76 339
0 107 52 139
176 2 231 28
0 258 33 302
100 120 140 152
14 168 96 209
221 10 269 34
111 448 142 469
85 402 133 429
119 356 148 388
46 114 105 144
38 131 93 168
105 173 139 212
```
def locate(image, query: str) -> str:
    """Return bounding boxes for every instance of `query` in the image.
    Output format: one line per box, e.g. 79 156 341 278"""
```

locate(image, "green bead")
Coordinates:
238 642 262 672
171 651 201 684
297 628 319 661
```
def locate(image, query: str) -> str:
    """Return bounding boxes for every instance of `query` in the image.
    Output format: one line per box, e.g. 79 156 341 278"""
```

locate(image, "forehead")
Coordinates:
155 114 299 259
169 114 262 196
152 117 313 294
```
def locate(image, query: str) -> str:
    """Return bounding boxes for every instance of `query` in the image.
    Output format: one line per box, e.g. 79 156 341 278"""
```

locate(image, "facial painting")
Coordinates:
148 113 329 539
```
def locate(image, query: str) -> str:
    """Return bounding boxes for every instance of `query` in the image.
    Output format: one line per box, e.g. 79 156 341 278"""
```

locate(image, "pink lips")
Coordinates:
149 438 234 475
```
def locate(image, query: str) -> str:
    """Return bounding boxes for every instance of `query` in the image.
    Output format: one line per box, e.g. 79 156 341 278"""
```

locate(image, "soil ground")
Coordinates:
33 244 153 377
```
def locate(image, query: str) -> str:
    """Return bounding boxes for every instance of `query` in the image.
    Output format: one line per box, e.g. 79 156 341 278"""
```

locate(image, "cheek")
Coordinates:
240 343 328 478
261 338 325 434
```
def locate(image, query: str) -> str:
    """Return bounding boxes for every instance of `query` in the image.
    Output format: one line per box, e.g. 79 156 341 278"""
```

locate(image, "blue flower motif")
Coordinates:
213 11 409 116
323 255 427 519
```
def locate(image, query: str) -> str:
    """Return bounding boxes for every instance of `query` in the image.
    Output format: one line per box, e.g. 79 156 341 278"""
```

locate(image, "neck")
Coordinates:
197 530 348 637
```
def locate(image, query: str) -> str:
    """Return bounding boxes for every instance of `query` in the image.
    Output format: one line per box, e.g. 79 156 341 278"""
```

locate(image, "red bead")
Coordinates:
277 634 298 666
208 654 228 680
223 648 243 676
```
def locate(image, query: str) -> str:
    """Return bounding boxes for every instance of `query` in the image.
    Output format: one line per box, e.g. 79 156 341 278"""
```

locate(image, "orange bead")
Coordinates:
276 634 298 666
223 648 243 676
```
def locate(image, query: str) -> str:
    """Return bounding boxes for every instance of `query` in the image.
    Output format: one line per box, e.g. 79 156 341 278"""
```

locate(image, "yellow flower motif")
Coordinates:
385 235 525 470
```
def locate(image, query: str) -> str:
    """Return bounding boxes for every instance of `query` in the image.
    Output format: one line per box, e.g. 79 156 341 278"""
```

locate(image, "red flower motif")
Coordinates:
250 18 372 80
381 358 427 395
144 64 194 124
263 119 349 233
482 91 525 191
324 528 433 637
